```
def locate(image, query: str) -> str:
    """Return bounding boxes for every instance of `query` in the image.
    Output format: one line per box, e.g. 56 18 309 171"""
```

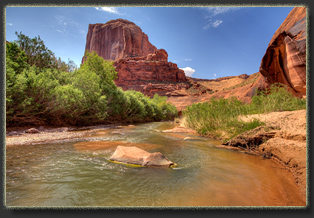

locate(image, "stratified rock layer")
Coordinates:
114 49 186 83
259 7 306 97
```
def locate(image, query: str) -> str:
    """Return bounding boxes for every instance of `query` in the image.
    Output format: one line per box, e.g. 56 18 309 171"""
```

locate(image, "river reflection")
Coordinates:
6 122 306 207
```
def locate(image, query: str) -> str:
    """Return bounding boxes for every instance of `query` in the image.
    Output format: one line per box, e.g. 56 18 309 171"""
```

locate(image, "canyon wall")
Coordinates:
259 7 306 97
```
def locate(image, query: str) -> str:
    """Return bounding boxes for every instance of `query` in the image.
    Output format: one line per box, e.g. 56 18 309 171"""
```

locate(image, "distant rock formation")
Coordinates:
114 49 186 83
83 19 157 61
259 7 306 97
82 19 187 92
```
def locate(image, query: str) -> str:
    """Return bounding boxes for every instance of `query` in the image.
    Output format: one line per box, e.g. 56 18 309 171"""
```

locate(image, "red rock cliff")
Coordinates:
83 19 157 61
259 7 306 97
113 49 186 83
82 19 187 87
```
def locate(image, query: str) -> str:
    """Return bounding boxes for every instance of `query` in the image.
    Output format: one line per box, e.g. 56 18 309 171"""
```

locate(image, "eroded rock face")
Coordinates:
114 52 186 84
82 19 187 91
109 146 174 167
259 7 306 97
83 19 157 61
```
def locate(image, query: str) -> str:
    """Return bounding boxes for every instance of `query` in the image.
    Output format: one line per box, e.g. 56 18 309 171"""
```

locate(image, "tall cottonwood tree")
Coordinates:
14 31 76 71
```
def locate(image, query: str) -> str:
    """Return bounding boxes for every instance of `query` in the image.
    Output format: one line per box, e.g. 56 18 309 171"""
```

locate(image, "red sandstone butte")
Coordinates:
259 7 306 97
83 19 157 61
82 19 186 86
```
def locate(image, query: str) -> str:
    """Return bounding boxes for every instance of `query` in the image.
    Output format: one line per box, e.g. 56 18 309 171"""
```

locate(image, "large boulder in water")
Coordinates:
109 146 174 167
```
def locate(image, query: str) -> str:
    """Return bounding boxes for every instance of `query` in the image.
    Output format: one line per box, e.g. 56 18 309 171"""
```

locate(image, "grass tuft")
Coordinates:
182 84 306 142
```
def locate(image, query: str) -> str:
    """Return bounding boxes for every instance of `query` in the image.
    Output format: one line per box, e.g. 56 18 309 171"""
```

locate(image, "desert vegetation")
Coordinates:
6 32 177 126
182 84 306 142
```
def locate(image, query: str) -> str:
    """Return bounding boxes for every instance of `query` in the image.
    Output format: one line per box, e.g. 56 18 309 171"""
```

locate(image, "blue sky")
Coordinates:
6 6 294 79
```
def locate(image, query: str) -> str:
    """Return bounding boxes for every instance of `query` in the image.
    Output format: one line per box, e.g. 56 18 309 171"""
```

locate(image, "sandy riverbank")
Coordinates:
214 110 306 199
5 124 121 146
168 110 307 200
237 110 307 199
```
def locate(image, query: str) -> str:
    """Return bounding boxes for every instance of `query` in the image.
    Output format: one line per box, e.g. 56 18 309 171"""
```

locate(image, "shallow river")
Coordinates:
6 122 305 207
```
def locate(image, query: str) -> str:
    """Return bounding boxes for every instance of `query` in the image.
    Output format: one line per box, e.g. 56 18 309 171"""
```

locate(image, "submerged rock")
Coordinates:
183 137 198 141
25 128 39 134
109 146 174 167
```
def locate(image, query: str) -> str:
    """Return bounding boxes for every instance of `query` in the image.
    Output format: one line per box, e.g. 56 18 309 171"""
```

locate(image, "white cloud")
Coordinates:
79 30 86 35
54 15 85 38
7 23 13 26
95 7 122 15
212 20 223 27
203 19 223 29
203 7 241 17
180 67 195 77
172 58 192 63
213 74 217 79
201 7 241 29
55 15 79 27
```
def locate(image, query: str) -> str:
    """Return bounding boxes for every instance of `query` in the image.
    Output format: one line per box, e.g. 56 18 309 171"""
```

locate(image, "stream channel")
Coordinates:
6 122 306 207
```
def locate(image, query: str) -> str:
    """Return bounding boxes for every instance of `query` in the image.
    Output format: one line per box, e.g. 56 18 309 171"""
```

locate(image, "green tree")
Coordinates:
81 51 117 90
6 41 29 74
14 31 76 71
15 31 55 69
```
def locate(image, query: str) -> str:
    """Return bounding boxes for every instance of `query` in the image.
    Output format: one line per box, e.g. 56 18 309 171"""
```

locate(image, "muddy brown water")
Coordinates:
6 122 306 207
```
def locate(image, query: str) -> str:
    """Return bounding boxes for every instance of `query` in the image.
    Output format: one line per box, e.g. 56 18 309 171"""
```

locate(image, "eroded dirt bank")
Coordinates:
218 110 307 198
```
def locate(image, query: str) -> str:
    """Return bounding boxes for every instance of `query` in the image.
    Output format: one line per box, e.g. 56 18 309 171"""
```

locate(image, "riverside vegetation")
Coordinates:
6 33 306 142
182 84 306 142
6 32 177 127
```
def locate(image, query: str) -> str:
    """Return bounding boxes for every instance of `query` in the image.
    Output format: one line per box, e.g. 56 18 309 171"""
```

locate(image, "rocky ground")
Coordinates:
166 72 261 112
5 124 122 146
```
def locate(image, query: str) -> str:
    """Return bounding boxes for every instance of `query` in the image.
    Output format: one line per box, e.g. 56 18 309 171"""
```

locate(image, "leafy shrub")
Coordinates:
6 35 178 126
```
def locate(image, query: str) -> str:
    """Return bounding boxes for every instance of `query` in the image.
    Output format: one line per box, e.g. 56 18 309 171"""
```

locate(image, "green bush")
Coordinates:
6 34 178 126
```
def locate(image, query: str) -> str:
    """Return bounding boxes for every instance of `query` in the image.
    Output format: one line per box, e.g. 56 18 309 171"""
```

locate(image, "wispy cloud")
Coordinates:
201 7 242 29
95 7 122 15
79 30 86 35
55 15 79 27
203 19 223 30
54 15 85 37
180 67 195 77
7 23 13 26
203 7 241 17
172 58 192 63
